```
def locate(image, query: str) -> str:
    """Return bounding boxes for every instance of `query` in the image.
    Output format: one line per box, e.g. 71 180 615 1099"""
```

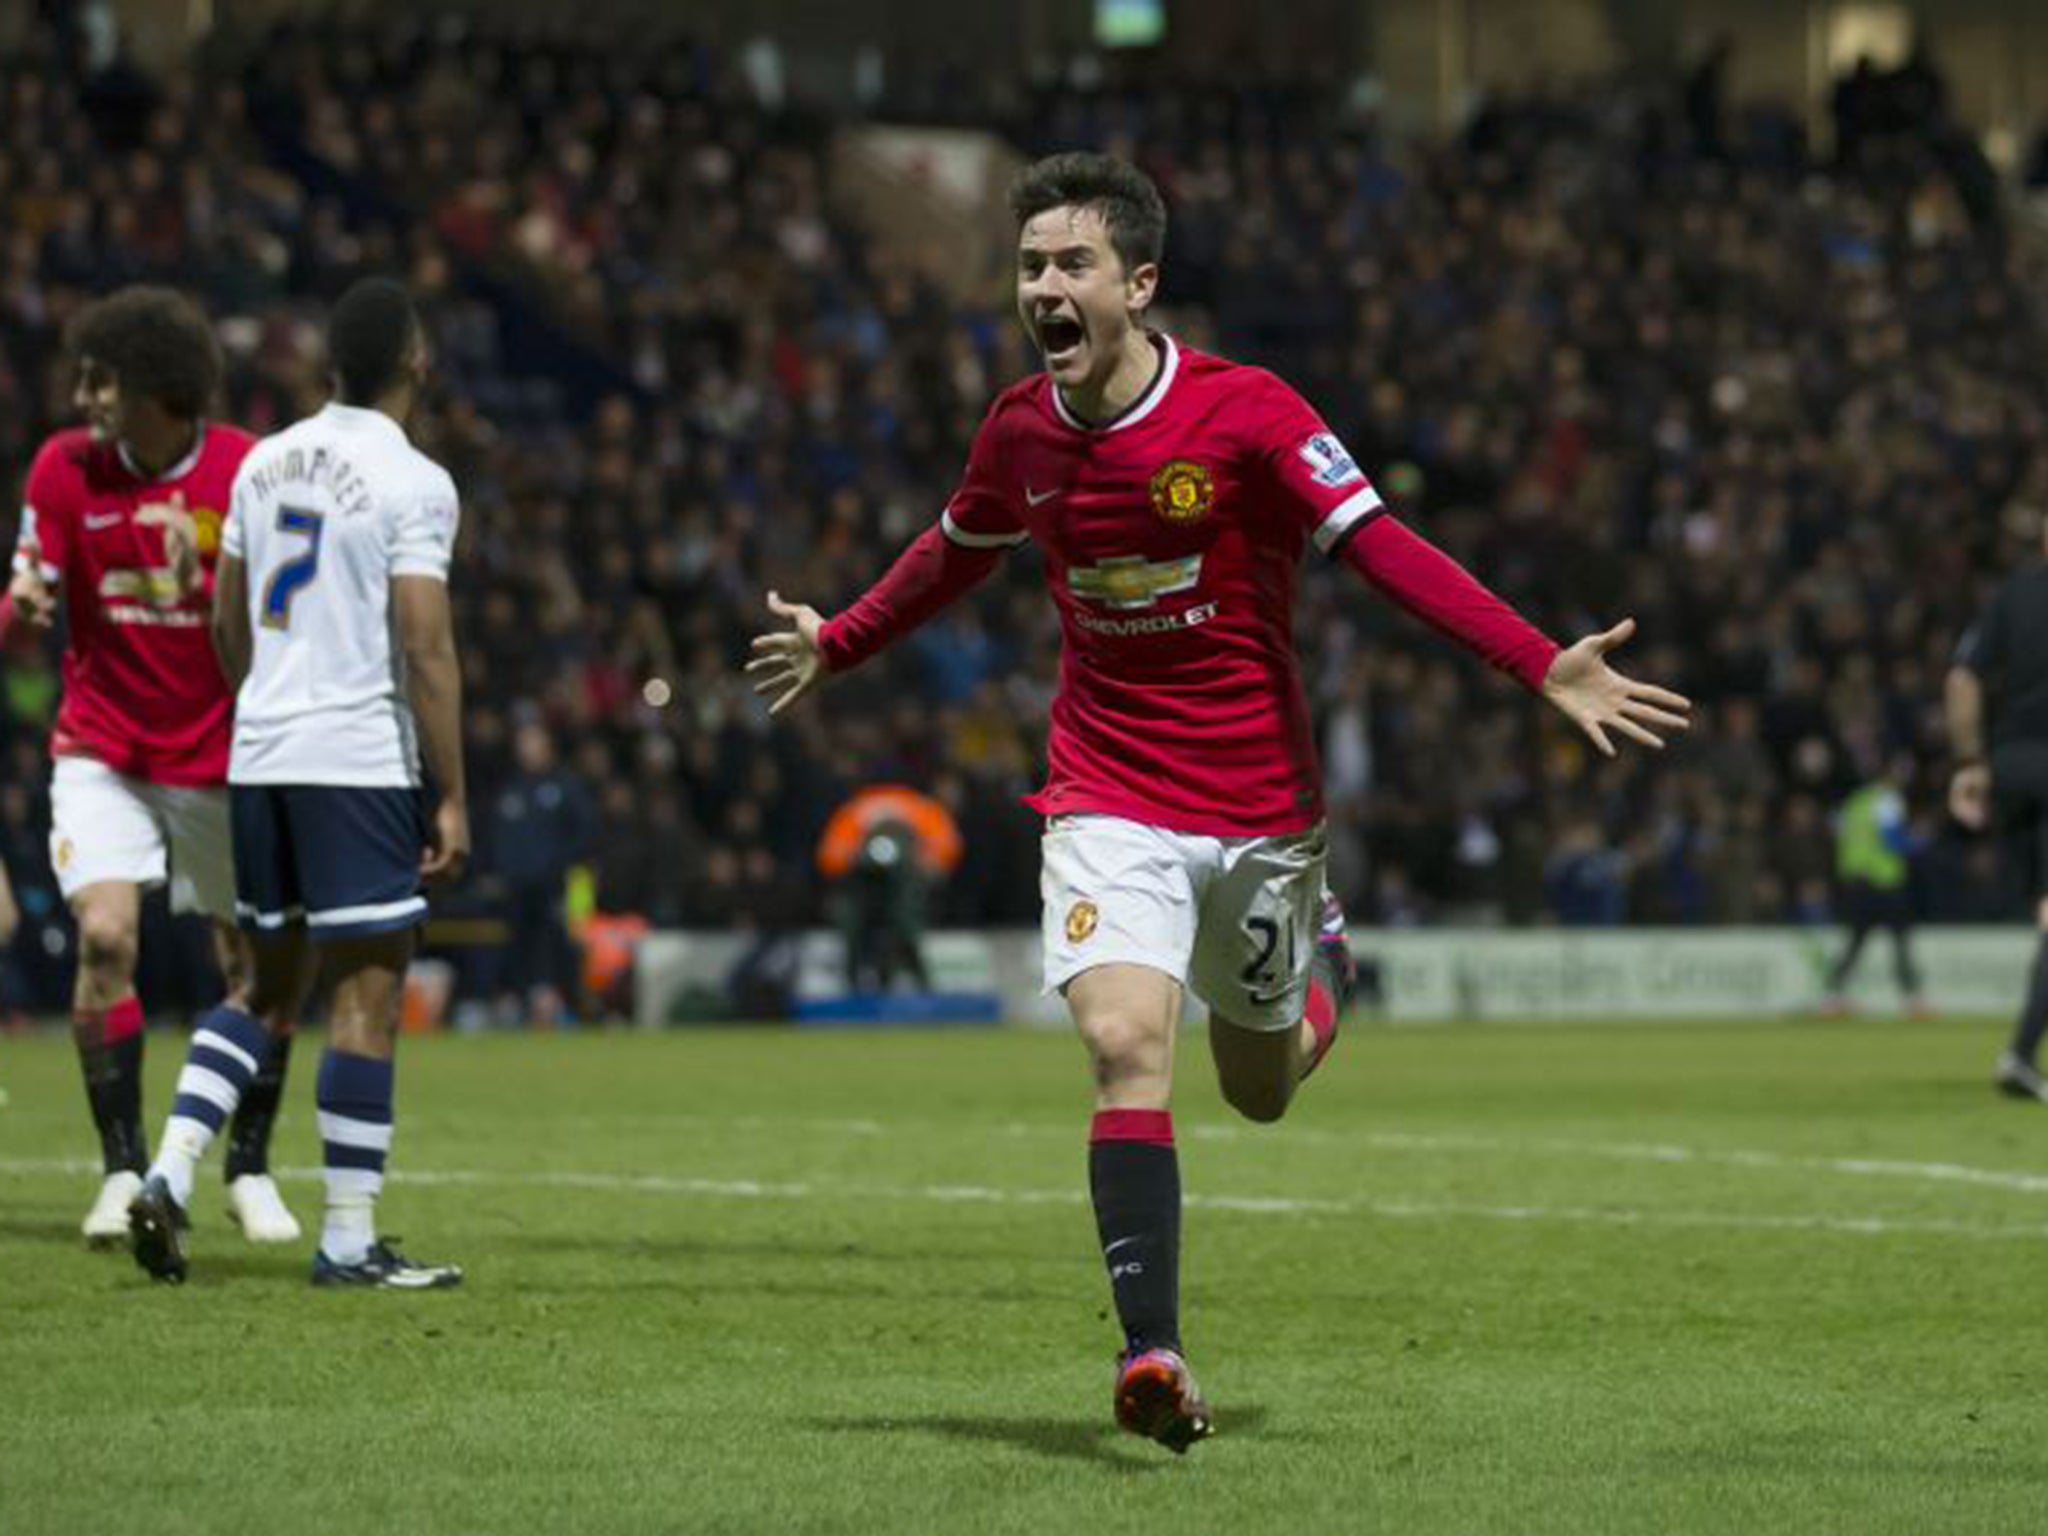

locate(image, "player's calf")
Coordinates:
1300 891 1356 1080
315 1046 402 1270
1214 1045 1296 1123
223 1028 293 1186
75 994 149 1241
145 1005 275 1211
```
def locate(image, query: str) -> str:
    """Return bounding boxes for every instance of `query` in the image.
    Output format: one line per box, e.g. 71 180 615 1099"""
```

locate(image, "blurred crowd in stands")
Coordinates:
2 9 2046 1015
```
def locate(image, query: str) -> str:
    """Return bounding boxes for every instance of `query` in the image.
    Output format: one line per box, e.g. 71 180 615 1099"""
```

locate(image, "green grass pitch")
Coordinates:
3 1016 2047 1534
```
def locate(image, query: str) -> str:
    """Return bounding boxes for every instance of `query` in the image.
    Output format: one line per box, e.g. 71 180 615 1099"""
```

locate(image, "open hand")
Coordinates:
1540 618 1692 757
745 591 828 716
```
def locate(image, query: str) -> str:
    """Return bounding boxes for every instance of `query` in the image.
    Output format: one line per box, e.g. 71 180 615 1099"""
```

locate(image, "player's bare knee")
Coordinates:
1083 1012 1159 1077
1082 1017 1170 1106
76 907 138 982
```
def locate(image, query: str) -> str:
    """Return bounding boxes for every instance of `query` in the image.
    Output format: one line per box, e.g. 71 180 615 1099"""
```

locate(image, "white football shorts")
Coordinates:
1039 813 1328 1032
50 755 235 919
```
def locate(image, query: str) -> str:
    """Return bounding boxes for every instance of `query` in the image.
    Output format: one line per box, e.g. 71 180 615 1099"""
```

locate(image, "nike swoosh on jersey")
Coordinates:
1025 486 1060 506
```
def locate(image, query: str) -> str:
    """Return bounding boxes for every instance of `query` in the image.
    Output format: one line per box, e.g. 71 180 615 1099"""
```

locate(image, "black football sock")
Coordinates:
2008 935 2048 1066
1089 1110 1182 1356
76 997 147 1175
225 1029 293 1181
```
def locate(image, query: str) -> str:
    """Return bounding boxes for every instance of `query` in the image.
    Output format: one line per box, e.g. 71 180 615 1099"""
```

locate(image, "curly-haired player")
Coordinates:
10 286 301 1246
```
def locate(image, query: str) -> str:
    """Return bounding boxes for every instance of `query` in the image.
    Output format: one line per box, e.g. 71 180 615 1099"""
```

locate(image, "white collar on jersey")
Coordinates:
117 426 205 484
1050 333 1180 434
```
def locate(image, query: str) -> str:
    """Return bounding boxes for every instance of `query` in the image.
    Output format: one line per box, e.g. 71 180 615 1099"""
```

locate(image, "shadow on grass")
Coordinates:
811 1404 1267 1467
0 1219 307 1290
0 1215 88 1247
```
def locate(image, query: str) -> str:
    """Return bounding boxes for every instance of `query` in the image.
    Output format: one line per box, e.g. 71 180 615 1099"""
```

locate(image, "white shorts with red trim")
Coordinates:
1039 813 1327 1032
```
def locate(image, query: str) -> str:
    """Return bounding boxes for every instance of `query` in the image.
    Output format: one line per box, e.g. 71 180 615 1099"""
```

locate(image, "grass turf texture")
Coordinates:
2 1018 2046 1535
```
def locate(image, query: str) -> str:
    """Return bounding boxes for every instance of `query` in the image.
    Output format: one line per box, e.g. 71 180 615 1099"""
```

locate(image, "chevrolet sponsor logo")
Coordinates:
1067 553 1203 610
1072 602 1218 636
99 568 188 608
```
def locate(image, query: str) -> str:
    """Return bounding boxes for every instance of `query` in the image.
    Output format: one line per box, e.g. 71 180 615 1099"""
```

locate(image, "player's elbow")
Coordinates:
399 625 457 673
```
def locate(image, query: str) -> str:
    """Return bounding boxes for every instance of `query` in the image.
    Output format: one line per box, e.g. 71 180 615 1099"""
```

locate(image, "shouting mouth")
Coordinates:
1037 313 1086 367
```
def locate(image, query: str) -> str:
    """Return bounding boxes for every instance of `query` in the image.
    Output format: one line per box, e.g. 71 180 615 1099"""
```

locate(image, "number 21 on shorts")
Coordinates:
1241 913 1297 1008
261 505 325 630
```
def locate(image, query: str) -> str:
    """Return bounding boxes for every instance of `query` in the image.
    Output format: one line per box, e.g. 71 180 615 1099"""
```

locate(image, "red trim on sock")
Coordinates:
1090 1109 1174 1146
83 996 145 1044
1302 979 1338 1075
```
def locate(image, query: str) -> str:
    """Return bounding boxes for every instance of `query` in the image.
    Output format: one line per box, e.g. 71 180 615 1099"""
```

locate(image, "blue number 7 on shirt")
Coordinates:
260 505 325 630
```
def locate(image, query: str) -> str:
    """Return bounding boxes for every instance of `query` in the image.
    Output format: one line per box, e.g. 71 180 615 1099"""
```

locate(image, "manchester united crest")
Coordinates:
1065 899 1099 944
1148 460 1214 524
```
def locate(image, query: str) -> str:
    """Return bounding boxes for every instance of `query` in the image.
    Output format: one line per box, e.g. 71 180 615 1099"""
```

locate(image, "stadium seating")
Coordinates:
2 13 2043 1019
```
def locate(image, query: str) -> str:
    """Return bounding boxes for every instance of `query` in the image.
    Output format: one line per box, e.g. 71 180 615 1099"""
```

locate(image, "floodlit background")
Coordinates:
6 4 2048 1533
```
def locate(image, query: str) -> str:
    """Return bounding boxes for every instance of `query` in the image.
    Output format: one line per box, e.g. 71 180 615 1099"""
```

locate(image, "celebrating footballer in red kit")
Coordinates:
10 286 302 1250
750 152 1692 1451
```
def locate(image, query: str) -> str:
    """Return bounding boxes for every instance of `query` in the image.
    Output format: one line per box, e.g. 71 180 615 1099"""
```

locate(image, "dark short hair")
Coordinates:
69 286 221 419
328 277 421 403
1008 152 1167 272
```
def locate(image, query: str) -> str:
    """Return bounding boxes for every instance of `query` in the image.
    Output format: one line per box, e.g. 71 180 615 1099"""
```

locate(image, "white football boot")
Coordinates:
1995 1051 2048 1104
226 1174 303 1243
82 1170 144 1247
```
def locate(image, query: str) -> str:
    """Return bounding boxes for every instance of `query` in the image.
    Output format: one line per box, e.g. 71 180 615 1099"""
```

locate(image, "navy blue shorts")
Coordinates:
231 784 427 939
1994 744 2048 901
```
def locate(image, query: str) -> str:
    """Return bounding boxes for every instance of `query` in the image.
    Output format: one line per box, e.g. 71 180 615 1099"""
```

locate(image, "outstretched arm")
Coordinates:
747 522 1007 716
1338 515 1690 756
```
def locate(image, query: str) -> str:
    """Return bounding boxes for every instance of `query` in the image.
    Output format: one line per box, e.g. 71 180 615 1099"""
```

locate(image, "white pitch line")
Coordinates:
537 1113 2048 1198
3 1156 2046 1243
1118 1121 2048 1196
1339 1131 2048 1196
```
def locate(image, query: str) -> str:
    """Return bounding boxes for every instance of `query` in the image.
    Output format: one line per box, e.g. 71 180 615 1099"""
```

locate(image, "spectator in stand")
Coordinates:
2 12 2046 939
484 719 593 1022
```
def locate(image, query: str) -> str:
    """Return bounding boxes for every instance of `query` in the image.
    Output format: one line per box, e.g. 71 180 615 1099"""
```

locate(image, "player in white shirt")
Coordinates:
128 279 471 1288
